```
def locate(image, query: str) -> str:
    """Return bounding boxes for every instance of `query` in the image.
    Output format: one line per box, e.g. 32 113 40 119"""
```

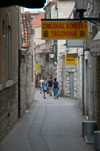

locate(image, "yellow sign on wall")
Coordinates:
36 62 39 72
65 55 77 65
42 21 88 39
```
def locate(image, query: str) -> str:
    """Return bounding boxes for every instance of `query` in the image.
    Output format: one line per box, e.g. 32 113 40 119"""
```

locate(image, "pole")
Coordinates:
82 46 84 115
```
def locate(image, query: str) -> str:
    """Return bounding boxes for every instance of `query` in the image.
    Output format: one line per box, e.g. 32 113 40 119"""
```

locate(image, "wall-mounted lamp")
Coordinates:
75 0 88 18
75 0 100 24
64 43 69 54
50 52 55 58
49 46 55 58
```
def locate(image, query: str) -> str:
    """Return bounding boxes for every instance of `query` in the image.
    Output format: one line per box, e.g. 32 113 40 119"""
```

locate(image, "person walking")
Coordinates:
42 78 48 99
35 79 38 87
39 77 44 94
47 78 50 94
48 77 53 96
53 78 59 99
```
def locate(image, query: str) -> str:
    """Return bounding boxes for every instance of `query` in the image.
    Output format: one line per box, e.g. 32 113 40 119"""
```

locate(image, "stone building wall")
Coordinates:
51 4 57 19
77 56 82 107
0 84 18 141
90 0 100 128
20 36 35 116
83 0 100 123
0 6 19 141
94 55 100 129
62 58 78 98
20 55 27 116
57 40 66 95
33 26 45 45
26 51 34 107
57 1 75 95
44 1 57 80
58 1 75 18
20 53 35 115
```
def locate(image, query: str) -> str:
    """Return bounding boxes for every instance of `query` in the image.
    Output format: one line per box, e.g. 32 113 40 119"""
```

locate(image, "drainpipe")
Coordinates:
18 7 21 118
57 8 58 19
56 0 58 19
82 47 84 115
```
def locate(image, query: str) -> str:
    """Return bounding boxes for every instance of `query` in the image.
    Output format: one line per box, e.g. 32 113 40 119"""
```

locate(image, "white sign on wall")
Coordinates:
66 39 84 47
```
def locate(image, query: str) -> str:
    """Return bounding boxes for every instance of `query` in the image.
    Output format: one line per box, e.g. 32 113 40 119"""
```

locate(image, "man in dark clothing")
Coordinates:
48 77 53 96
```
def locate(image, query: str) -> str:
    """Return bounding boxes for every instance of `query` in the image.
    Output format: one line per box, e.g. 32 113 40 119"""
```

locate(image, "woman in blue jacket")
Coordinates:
53 78 59 99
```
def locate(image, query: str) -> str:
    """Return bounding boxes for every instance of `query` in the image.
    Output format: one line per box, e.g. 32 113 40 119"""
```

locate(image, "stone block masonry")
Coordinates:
0 84 18 141
96 56 100 129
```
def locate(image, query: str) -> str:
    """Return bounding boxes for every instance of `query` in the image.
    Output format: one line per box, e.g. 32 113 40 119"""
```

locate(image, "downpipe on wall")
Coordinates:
82 47 85 115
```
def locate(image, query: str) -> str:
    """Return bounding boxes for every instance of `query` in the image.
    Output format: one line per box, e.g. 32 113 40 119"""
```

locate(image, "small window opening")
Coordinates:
3 20 5 36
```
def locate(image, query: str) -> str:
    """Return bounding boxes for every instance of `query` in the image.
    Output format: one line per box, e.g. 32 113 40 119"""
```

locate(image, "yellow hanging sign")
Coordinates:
42 21 88 39
65 54 77 65
36 62 39 72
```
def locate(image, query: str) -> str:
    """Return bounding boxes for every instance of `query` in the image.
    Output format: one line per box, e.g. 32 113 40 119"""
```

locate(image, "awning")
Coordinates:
90 31 100 53
93 31 100 40
90 40 100 53
0 0 46 8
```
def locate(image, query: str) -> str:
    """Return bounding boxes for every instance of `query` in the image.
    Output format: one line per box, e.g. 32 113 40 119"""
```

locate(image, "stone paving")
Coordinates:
0 88 94 151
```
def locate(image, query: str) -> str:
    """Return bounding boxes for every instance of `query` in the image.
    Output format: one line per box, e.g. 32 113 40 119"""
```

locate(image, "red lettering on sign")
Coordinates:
43 24 46 29
43 23 65 29
74 31 77 36
66 22 87 29
51 31 77 37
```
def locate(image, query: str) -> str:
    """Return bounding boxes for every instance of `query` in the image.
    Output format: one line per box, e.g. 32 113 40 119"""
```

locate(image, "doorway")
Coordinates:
69 72 74 99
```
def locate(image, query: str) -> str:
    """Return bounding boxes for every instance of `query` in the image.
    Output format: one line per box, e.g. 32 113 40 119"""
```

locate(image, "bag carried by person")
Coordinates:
43 86 47 91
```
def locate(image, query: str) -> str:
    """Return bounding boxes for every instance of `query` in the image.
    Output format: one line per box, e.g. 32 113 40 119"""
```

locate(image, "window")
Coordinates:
45 9 51 19
7 26 11 80
49 9 51 19
2 20 5 36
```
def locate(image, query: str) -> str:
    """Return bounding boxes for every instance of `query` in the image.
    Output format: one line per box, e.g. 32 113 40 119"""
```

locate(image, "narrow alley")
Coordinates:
0 89 94 151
